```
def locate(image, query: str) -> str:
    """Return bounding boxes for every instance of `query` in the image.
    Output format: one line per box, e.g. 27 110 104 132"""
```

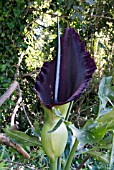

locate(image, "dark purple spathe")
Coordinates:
34 28 96 109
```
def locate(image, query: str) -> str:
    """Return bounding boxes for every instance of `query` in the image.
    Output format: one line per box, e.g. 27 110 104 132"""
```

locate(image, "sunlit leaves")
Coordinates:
97 107 114 130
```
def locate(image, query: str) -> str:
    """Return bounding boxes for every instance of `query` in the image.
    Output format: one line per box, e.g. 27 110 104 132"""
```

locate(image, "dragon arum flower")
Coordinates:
34 28 96 109
34 28 96 162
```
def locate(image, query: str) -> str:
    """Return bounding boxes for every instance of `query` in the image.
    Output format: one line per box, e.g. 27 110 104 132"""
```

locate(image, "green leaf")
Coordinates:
98 134 112 147
4 128 41 147
87 151 109 164
71 13 84 21
73 6 78 10
76 13 84 21
92 144 111 150
7 22 14 29
57 0 62 4
109 86 114 99
100 107 113 116
34 120 41 137
98 76 112 96
71 12 77 20
13 9 21 18
70 122 107 145
86 0 95 5
83 118 93 128
0 162 6 169
0 146 5 160
97 107 114 130
76 142 111 156
98 76 112 111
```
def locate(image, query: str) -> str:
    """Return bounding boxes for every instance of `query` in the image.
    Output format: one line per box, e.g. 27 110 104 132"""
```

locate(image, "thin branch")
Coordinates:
45 12 114 20
19 69 39 78
26 17 47 29
14 52 25 80
76 155 91 170
25 8 114 20
21 102 34 129
10 96 22 129
0 81 18 107
0 134 30 159
14 84 34 129
10 85 22 129
88 14 114 20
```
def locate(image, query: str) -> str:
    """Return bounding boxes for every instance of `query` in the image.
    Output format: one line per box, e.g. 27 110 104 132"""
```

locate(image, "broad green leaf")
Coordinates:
91 144 111 150
77 134 112 155
70 122 107 145
97 107 114 130
83 118 93 128
110 86 114 98
98 134 112 146
34 120 41 137
87 151 109 164
100 107 112 116
4 128 41 147
76 143 111 156
98 76 112 96
0 162 6 169
98 76 112 112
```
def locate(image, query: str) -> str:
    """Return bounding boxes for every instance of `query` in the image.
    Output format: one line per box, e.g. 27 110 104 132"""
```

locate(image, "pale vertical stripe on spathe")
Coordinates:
54 15 61 102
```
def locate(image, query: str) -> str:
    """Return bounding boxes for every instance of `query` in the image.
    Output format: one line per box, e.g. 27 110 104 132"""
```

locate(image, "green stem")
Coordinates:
109 130 114 169
50 158 57 170
96 100 101 119
64 138 79 170
58 156 62 170
65 101 73 121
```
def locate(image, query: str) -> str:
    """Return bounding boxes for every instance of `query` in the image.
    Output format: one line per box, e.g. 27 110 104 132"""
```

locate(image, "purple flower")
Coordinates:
34 28 96 109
